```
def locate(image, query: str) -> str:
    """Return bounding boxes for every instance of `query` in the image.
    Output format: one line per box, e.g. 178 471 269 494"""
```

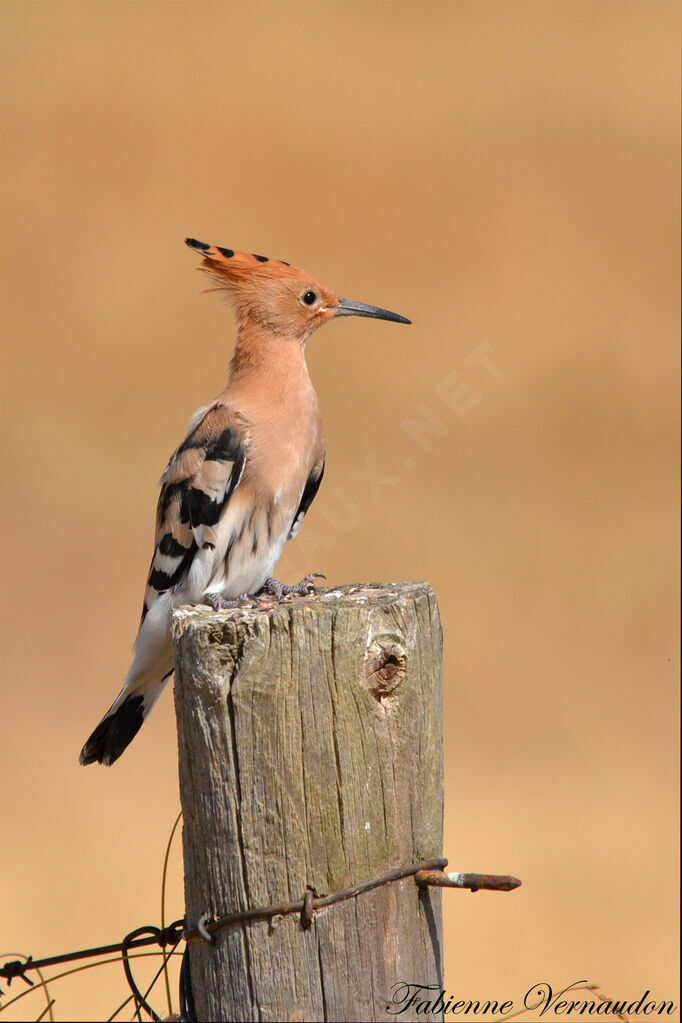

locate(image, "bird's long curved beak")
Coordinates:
334 297 411 325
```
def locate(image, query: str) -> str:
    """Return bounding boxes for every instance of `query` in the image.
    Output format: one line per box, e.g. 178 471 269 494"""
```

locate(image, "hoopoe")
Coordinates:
79 238 410 766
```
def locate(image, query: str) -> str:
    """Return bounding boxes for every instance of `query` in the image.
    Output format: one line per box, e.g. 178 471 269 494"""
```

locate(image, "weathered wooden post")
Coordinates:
172 581 444 1023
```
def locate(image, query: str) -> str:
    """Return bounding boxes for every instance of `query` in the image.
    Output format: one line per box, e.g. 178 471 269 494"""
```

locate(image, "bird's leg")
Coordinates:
260 573 326 601
203 592 260 611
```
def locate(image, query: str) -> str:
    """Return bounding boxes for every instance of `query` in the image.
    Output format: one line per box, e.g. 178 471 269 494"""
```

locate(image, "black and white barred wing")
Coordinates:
141 402 248 622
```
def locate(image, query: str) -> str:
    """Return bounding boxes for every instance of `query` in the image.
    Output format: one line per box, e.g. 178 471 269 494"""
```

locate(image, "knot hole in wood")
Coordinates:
364 638 407 699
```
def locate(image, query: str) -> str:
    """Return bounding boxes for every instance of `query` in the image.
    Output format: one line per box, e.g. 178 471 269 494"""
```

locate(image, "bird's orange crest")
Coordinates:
186 236 305 280
185 236 340 344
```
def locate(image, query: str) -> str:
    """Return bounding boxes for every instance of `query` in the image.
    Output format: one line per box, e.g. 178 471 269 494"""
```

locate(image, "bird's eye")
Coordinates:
302 291 317 306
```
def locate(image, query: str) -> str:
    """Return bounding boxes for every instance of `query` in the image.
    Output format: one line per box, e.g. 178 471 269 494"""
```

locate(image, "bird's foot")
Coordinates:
260 573 326 601
203 592 259 611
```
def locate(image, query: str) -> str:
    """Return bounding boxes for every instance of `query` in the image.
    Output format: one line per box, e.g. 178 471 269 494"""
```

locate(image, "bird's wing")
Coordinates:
140 402 248 622
288 458 325 539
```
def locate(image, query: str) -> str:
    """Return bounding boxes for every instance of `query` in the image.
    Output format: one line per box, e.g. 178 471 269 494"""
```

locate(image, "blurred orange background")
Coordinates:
1 3 679 1021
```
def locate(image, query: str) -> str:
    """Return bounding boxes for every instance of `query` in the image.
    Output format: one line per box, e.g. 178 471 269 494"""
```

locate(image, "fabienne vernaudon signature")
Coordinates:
385 981 679 1018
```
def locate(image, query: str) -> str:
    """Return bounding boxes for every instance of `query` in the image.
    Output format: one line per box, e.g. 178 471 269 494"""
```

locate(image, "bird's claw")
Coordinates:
261 573 326 601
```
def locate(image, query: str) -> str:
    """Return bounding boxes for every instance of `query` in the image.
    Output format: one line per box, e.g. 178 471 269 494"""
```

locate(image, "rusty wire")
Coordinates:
0 856 521 1020
183 856 448 942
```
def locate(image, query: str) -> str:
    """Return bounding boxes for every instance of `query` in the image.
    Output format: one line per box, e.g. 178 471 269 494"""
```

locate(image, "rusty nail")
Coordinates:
415 870 521 892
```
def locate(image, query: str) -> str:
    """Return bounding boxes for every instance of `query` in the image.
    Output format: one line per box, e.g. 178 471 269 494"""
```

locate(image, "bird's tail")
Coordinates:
79 641 174 766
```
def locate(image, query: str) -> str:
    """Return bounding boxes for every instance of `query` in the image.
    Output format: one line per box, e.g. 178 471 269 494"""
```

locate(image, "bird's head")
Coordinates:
185 237 410 345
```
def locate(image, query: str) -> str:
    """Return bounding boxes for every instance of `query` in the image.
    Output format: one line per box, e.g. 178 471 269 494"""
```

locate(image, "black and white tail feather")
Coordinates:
79 676 171 766
79 400 248 766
